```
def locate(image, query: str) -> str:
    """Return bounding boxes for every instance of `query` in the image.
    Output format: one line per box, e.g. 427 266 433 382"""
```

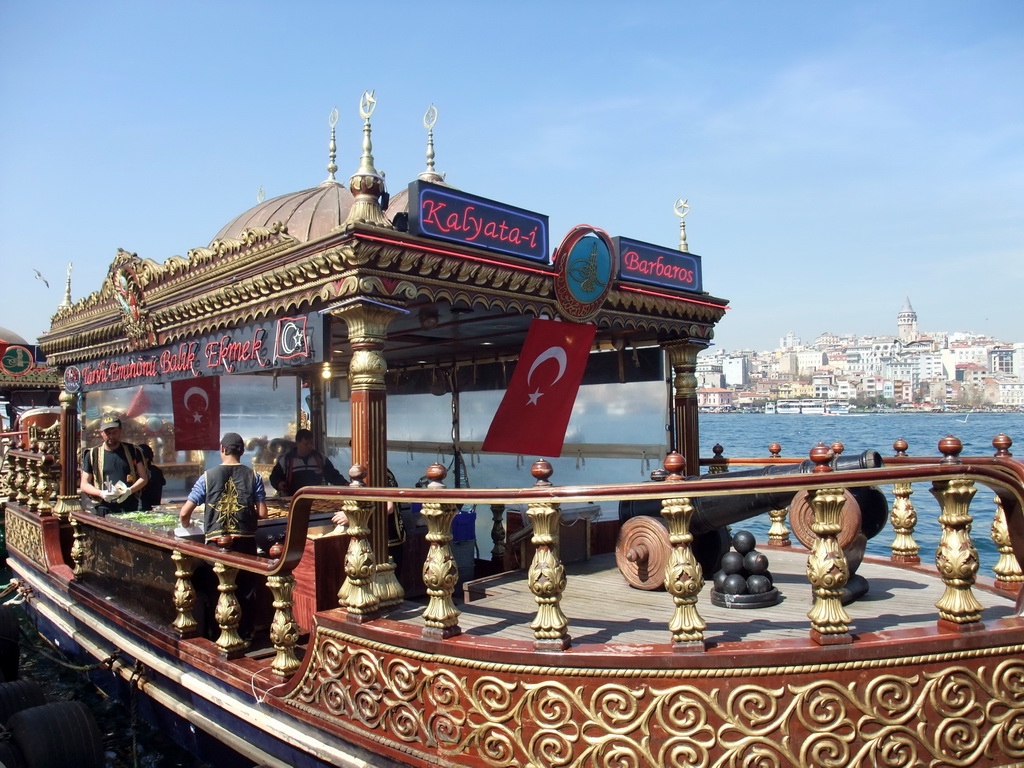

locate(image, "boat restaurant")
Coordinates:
4 95 1024 767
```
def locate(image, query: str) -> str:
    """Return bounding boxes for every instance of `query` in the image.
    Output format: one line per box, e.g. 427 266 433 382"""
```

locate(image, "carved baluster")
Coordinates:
766 442 792 546
35 453 55 517
14 455 30 506
527 460 570 651
70 514 86 575
170 550 199 637
420 463 461 640
25 456 40 512
213 560 247 654
767 507 792 547
0 450 12 497
889 484 920 563
991 496 1024 591
339 465 380 620
930 436 983 630
267 574 300 676
989 434 1023 591
661 452 705 649
490 503 506 563
888 439 920 563
805 444 852 645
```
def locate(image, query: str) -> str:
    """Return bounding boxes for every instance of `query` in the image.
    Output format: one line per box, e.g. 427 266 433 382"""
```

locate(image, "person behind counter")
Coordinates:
178 432 268 553
79 415 148 516
138 443 166 510
269 428 346 495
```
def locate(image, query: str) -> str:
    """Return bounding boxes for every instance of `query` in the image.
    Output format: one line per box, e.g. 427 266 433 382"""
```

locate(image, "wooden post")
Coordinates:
331 301 405 608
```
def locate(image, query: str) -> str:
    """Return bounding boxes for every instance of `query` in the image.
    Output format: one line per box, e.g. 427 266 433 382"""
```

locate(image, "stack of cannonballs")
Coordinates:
710 530 780 608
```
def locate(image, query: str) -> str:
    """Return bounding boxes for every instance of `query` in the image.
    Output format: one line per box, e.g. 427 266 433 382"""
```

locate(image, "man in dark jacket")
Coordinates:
138 443 166 510
269 428 345 495
179 432 268 553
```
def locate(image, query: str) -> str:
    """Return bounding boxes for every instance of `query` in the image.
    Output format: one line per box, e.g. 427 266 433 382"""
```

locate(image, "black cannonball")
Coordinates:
723 573 749 595
713 570 729 592
744 550 770 575
747 574 773 594
721 551 745 575
732 530 757 555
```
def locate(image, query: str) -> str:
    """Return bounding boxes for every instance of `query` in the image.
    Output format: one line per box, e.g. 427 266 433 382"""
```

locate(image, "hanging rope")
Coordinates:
128 662 147 768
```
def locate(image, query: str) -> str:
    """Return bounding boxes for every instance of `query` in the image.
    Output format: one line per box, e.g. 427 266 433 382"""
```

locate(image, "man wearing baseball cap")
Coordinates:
80 414 149 516
179 432 268 553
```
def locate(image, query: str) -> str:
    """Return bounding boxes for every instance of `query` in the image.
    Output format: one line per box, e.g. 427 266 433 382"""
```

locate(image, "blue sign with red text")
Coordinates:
614 236 703 294
407 180 549 263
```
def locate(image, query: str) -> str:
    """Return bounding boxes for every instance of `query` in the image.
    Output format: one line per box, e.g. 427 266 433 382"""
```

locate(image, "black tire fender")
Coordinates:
0 681 46 725
7 701 104 768
0 607 20 683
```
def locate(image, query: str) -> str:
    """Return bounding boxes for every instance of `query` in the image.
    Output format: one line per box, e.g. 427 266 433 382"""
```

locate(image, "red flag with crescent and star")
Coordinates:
482 318 596 457
171 377 221 450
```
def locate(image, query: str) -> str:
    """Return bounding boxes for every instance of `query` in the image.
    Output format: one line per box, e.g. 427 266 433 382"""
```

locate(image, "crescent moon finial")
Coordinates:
360 90 376 120
674 198 690 219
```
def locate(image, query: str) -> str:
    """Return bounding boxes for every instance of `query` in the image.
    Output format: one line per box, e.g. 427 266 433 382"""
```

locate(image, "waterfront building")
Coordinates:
983 376 1024 408
696 387 733 411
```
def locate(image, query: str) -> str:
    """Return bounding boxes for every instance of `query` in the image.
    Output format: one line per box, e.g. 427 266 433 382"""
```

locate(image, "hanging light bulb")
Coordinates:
321 360 332 380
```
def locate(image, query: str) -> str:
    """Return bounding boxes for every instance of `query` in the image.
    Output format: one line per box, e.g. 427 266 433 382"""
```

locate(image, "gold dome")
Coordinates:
211 180 354 244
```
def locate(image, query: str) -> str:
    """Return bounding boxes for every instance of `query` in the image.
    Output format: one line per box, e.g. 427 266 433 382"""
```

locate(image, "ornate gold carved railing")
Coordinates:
9 435 1024 673
3 447 60 516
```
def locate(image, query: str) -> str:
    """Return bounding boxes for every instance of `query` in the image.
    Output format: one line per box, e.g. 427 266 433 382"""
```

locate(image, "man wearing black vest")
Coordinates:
269 428 345 496
179 431 268 554
80 414 149 516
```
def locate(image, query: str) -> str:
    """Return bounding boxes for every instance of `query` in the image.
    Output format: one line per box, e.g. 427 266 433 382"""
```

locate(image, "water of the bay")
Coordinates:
697 409 1024 574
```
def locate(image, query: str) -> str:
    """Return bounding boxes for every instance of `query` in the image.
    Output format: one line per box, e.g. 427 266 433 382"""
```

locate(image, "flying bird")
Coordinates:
33 269 49 288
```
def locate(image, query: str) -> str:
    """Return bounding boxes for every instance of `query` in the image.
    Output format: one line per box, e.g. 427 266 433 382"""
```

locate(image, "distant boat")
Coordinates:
799 399 826 415
775 399 802 414
825 400 851 415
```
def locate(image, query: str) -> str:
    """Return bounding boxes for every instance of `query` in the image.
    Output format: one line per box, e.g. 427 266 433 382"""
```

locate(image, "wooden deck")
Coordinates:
389 548 1018 645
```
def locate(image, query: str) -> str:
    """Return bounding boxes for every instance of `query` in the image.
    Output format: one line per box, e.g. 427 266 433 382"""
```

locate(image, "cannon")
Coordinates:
615 449 888 594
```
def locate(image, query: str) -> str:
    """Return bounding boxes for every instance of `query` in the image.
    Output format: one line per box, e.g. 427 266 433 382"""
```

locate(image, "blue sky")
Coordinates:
1 1 1021 352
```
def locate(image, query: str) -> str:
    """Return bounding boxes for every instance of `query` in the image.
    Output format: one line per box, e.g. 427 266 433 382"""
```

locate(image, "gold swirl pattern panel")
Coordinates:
5 511 45 568
286 629 1024 767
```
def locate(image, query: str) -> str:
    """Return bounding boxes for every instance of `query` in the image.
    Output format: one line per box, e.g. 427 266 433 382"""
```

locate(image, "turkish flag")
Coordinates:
482 318 596 457
171 377 220 450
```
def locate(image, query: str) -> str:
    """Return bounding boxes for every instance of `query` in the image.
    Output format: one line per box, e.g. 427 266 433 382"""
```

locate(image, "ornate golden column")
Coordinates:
930 436 983 631
526 460 570 651
213 561 247 656
664 340 708 477
338 466 380 620
804 444 852 646
930 477 983 629
660 452 705 650
171 550 199 637
53 388 82 519
991 496 1024 591
331 300 404 607
420 463 462 640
